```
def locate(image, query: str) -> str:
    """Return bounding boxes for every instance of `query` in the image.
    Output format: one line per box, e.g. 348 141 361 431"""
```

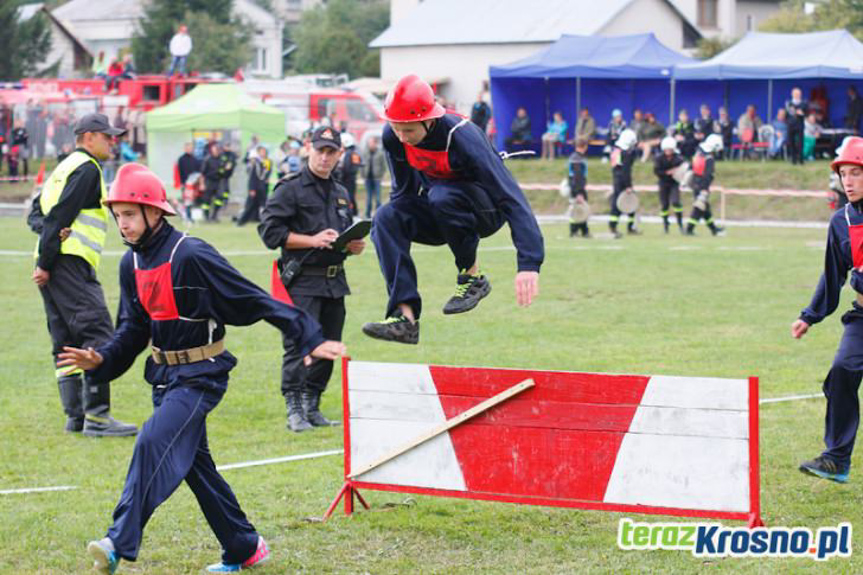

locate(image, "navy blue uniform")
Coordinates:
654 152 685 231
374 114 544 319
567 150 589 237
800 203 863 469
90 222 324 564
609 147 637 233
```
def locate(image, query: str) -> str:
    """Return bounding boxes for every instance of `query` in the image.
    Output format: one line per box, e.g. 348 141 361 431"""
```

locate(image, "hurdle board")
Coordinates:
325 359 762 527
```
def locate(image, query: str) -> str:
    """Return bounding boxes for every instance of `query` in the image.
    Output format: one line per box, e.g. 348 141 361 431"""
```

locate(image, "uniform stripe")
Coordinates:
68 230 103 253
76 213 108 231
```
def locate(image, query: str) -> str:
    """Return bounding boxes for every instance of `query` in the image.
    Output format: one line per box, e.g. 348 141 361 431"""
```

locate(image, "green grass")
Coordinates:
2 217 862 573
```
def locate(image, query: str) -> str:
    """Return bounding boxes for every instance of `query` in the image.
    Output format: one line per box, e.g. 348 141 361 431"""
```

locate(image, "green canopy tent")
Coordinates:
145 83 286 205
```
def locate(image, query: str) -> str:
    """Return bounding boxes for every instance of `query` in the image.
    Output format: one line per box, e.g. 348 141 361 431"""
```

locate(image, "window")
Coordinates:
347 98 375 122
252 48 268 72
698 0 718 28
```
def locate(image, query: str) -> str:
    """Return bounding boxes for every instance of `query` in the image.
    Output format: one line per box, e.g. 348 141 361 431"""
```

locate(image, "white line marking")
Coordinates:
0 485 78 495
760 393 823 405
216 449 343 471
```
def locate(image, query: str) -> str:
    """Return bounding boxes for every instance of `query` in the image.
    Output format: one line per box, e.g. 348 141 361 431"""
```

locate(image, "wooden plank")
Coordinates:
350 392 747 439
604 432 750 513
347 379 534 479
640 375 748 410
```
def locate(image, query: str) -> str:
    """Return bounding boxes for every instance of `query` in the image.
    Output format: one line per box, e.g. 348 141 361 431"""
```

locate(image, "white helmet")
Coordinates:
615 128 637 151
700 133 723 154
660 136 678 152
341 132 355 148
836 135 855 158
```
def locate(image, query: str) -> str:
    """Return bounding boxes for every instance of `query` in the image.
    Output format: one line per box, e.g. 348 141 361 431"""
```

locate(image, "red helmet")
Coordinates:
832 136 863 174
383 74 445 123
104 163 176 215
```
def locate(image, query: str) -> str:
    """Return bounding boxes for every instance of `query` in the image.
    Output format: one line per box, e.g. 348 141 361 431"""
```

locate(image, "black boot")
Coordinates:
662 217 669 234
286 391 312 432
303 391 340 427
82 378 138 437
569 223 577 237
58 375 84 432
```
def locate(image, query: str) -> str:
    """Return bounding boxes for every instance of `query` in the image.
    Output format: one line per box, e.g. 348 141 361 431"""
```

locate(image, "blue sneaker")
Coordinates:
206 536 270 573
799 456 850 483
87 538 119 574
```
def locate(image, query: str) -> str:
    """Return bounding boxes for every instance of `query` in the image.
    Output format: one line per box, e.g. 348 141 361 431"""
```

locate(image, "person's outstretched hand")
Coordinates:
57 346 104 373
515 271 539 307
791 319 810 339
305 340 347 365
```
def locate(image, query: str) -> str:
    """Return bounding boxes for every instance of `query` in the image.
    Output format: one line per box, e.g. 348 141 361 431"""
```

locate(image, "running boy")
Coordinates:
685 134 725 236
609 128 639 238
654 136 686 233
793 137 863 483
58 163 345 573
567 138 590 238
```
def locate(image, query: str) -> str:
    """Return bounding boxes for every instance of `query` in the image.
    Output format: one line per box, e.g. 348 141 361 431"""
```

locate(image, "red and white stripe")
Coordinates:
343 361 760 524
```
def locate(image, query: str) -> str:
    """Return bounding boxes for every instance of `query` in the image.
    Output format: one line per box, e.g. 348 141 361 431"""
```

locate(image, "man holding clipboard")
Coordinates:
258 127 367 432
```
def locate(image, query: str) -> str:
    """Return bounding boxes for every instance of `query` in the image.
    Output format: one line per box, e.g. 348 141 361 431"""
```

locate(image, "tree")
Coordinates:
292 0 389 78
695 37 736 59
0 3 51 80
760 0 863 39
132 0 252 75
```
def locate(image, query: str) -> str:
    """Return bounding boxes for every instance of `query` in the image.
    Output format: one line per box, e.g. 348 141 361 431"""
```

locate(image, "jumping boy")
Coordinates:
654 136 686 233
685 133 725 236
793 137 863 483
58 163 345 573
361 74 544 345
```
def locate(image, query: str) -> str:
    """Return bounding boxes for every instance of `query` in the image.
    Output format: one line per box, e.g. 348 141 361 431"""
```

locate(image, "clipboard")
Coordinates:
332 219 372 251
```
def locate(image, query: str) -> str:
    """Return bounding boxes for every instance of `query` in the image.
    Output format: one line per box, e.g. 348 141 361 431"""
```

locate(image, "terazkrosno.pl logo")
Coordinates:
617 519 852 561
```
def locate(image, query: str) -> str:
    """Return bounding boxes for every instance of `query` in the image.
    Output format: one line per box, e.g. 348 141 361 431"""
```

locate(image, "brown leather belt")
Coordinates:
151 339 224 366
302 264 343 278
857 293 863 307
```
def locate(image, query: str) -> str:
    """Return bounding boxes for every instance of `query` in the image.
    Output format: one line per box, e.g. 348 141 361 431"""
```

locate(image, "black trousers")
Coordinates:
371 182 504 320
788 125 804 165
236 188 266 225
108 381 258 563
280 293 346 397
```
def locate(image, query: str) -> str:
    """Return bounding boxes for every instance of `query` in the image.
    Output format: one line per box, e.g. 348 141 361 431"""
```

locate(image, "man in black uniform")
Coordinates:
786 87 809 165
200 142 221 221
335 133 361 216
212 142 237 222
258 127 365 432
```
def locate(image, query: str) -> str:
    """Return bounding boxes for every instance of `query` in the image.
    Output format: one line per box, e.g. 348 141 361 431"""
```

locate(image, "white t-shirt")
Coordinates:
169 33 192 57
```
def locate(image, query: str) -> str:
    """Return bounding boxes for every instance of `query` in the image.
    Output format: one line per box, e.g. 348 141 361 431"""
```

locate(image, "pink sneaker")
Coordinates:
242 537 270 568
205 537 270 572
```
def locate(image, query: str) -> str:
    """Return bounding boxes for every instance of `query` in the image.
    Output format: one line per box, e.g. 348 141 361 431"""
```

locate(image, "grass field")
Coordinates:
1 215 862 574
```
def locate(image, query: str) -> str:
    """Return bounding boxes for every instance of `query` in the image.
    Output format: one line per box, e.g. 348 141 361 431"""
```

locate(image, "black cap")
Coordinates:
311 126 341 150
73 113 126 137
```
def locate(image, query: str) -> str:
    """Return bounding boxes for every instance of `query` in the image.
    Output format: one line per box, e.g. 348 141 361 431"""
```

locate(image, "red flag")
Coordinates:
271 260 293 305
35 161 46 185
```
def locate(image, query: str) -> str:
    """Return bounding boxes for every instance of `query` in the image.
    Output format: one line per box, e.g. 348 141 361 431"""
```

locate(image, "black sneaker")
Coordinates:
711 226 726 237
799 455 849 483
442 271 491 315
82 415 138 437
362 313 419 344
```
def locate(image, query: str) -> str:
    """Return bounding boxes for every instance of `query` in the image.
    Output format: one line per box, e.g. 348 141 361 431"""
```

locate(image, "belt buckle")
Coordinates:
177 350 191 364
326 265 339 278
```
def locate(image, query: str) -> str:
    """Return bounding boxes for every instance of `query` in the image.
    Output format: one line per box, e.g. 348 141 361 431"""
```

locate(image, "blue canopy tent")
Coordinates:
674 30 863 130
489 33 695 151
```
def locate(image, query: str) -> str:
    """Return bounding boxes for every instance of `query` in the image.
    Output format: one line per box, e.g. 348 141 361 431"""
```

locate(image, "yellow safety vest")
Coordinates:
35 151 108 271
